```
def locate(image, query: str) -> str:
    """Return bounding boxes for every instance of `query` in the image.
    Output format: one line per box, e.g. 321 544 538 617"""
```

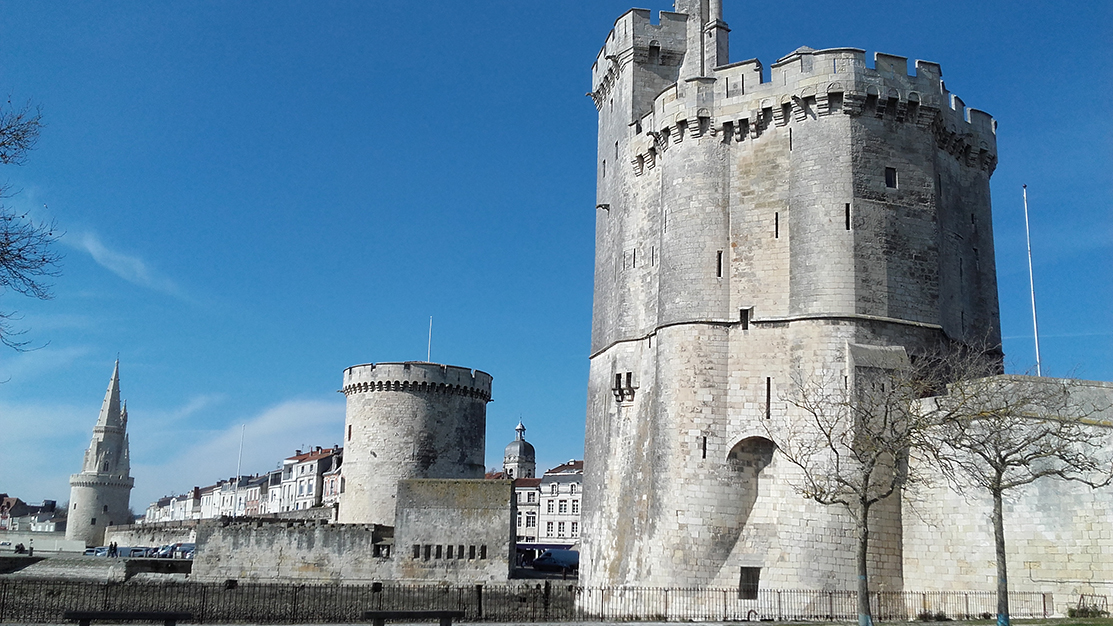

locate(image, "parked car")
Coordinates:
531 549 579 572
83 547 97 556
93 546 109 557
174 543 195 559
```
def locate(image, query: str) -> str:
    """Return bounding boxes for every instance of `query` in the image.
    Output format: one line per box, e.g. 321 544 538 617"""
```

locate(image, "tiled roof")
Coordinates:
545 460 584 475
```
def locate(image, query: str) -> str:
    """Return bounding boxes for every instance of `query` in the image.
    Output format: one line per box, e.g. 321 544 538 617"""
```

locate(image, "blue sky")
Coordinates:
1 1 1109 510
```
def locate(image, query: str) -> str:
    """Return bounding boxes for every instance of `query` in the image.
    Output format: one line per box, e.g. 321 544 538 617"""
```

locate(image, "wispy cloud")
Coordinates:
0 395 345 510
1 344 93 383
130 398 345 506
0 400 92 502
63 231 188 300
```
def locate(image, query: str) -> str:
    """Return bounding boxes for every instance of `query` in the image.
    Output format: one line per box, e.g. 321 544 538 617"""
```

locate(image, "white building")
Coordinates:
537 460 583 549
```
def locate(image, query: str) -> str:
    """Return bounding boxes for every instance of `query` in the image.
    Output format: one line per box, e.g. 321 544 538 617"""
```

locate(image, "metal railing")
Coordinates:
0 578 1050 623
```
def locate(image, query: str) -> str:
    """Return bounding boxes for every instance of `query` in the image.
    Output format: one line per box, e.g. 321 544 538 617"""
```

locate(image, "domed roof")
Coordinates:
504 421 535 460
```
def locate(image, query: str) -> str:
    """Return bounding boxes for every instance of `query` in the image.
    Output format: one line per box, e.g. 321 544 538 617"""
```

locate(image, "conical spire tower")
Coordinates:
66 360 135 547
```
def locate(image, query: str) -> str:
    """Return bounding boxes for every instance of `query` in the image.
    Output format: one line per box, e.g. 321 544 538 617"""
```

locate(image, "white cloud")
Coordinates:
63 231 187 300
130 398 345 507
0 345 93 384
0 400 91 503
0 395 345 513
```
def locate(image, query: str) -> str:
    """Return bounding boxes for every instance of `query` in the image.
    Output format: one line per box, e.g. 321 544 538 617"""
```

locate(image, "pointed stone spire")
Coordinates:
68 359 135 547
97 360 124 430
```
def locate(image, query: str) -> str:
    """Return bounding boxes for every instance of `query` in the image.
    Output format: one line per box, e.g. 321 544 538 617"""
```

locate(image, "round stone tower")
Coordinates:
582 0 999 591
67 360 135 547
503 421 536 479
338 361 492 525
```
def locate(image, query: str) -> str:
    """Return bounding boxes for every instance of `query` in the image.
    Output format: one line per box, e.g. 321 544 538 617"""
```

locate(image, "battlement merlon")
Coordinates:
343 361 493 398
629 47 996 161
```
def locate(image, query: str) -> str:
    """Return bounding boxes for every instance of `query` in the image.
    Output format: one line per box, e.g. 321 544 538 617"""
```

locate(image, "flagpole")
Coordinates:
1022 185 1042 376
427 317 433 362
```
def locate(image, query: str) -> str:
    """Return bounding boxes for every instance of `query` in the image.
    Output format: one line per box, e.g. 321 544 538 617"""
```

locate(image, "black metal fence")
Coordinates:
0 579 1051 623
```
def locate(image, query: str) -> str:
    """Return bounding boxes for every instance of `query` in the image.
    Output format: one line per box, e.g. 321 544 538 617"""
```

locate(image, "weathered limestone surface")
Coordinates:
67 362 135 548
393 479 515 582
582 2 999 591
191 520 391 582
338 362 492 525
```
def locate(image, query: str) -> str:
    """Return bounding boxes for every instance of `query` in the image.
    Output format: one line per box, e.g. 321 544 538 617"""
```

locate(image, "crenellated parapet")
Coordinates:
589 9 687 109
626 46 997 176
341 361 492 401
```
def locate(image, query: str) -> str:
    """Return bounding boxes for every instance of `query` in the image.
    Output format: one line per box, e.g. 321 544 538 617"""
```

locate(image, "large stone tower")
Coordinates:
67 361 135 547
338 362 492 525
581 1 999 590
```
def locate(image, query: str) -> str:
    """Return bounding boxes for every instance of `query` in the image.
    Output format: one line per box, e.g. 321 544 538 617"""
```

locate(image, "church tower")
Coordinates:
66 361 135 546
503 421 536 479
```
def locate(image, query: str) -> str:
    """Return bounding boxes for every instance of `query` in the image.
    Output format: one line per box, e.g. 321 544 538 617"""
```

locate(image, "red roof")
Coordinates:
285 446 341 462
513 477 542 487
545 460 584 474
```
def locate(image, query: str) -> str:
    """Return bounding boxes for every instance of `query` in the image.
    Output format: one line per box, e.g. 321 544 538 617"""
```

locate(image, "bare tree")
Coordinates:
918 373 1113 626
0 98 61 349
768 345 941 626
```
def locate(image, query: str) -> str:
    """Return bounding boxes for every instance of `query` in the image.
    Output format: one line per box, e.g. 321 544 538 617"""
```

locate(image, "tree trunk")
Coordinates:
856 502 874 626
992 487 1010 626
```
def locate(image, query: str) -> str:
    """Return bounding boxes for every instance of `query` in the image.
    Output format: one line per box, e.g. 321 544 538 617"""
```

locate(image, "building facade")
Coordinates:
66 361 136 546
582 0 998 590
537 461 583 549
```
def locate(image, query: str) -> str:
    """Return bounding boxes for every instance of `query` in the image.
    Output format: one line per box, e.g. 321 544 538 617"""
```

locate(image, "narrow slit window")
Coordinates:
615 141 619 160
632 248 637 268
347 424 352 441
845 203 851 230
602 159 607 178
765 378 772 419
469 545 476 559
423 545 432 561
740 308 750 330
716 250 724 277
774 212 779 238
435 545 443 559
885 167 898 189
788 127 792 151
412 544 421 559
701 436 707 459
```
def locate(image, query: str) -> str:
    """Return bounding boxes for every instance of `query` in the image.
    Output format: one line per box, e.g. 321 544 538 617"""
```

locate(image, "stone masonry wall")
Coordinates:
582 5 998 593
338 362 492 525
393 479 514 582
191 520 391 583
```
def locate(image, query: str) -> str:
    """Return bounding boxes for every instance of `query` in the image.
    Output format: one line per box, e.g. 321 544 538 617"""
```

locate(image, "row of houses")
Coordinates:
141 426 586 559
0 496 66 533
142 446 342 523
489 460 584 553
